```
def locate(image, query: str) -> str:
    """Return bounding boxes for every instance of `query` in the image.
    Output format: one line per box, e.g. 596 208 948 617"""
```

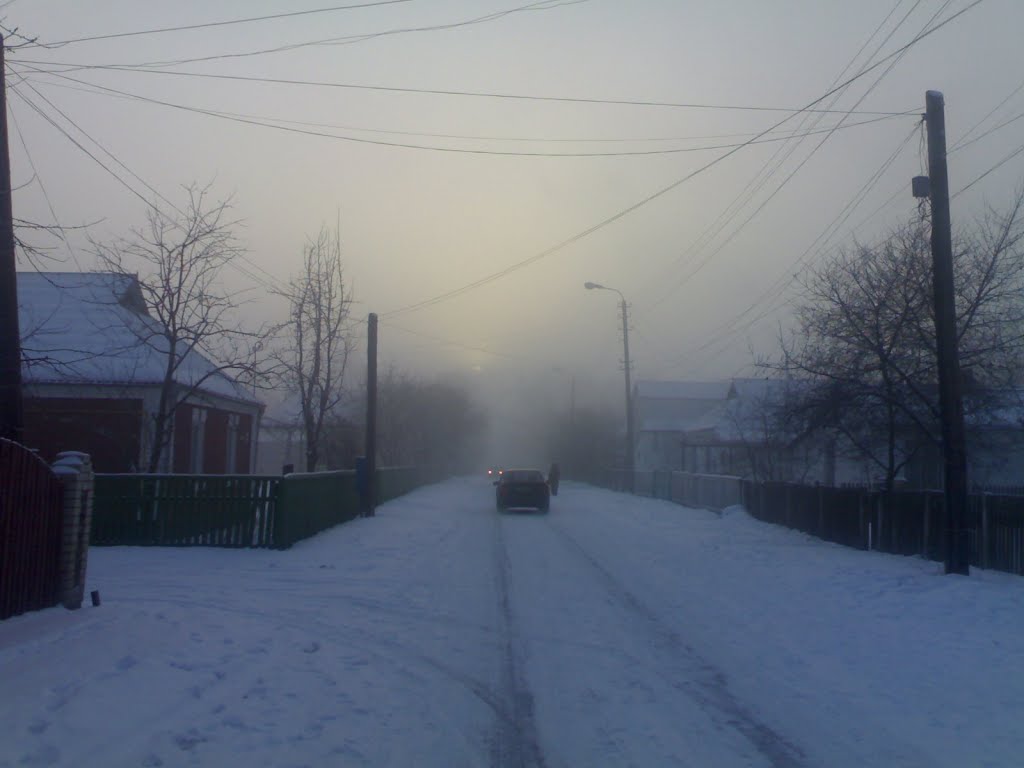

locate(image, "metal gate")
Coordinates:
0 438 64 620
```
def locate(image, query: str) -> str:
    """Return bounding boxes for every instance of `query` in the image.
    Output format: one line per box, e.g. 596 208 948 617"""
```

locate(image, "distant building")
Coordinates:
677 377 1024 489
18 271 263 473
631 380 731 472
679 378 826 481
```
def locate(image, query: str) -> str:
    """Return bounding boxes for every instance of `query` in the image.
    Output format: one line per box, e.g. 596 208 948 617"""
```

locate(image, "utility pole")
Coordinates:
620 296 635 494
924 90 970 575
363 312 378 517
569 374 576 428
0 34 24 443
584 281 635 493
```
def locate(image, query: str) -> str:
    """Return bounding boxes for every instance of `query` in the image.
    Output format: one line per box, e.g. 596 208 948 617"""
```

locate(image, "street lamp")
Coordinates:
584 281 634 493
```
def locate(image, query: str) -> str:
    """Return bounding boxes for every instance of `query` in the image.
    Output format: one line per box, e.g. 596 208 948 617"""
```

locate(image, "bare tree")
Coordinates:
544 405 619 483
365 366 485 473
765 188 1024 488
723 380 815 482
92 184 267 472
273 224 354 472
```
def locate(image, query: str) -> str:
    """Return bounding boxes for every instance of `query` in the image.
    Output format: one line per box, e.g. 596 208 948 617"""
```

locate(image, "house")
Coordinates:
18 271 263 474
679 378 1024 489
632 380 731 471
902 391 1024 490
679 378 822 481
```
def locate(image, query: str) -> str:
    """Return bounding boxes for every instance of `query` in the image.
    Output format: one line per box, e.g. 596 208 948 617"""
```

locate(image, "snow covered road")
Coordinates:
2 476 1023 767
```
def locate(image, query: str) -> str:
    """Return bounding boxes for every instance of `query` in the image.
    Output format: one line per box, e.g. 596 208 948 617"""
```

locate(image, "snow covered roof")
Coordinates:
633 380 732 432
686 378 804 442
18 271 257 404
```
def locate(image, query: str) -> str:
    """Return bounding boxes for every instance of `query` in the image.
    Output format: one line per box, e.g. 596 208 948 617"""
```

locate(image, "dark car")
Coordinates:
495 468 550 513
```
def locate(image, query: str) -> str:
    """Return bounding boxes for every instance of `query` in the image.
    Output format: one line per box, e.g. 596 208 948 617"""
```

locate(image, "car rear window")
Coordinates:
504 470 543 482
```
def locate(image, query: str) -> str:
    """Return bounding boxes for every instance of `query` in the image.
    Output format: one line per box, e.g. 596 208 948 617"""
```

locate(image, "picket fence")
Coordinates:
92 466 429 550
590 468 1024 577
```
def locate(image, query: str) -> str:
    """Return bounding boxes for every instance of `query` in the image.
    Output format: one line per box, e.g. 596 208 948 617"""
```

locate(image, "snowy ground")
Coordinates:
2 477 1023 768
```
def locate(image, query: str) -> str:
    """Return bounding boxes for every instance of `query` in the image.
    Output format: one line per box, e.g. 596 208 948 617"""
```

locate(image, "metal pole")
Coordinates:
925 90 970 575
364 312 378 517
0 35 24 442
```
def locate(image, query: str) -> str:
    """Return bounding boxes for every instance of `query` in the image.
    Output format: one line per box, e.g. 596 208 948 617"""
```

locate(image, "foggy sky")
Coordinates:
8 0 1024 420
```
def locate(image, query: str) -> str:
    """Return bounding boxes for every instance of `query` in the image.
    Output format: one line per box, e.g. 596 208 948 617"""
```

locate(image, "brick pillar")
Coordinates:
52 451 94 610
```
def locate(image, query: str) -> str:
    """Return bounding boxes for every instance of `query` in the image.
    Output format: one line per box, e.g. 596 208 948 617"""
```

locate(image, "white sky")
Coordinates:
3 478 1023 766
7 0 1024 414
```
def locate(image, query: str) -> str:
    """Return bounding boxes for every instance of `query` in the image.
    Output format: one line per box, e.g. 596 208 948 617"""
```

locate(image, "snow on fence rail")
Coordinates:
92 466 432 550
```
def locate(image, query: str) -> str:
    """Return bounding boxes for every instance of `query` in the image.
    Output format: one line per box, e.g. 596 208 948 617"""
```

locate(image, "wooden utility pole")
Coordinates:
925 90 970 575
0 34 24 442
620 296 635 494
364 312 378 517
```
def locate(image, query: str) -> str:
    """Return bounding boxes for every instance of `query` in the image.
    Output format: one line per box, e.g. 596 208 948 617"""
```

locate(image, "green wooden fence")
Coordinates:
741 480 1024 576
93 467 431 550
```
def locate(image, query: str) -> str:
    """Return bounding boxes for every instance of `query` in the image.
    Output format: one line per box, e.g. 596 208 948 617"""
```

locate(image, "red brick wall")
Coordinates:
173 404 193 473
24 397 143 472
203 410 229 474
237 413 252 474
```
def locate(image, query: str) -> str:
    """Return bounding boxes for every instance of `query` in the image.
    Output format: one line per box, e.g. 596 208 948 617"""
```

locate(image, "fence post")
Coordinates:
876 493 885 553
981 493 989 570
52 451 94 610
923 493 931 560
817 483 824 539
859 492 867 550
273 474 291 550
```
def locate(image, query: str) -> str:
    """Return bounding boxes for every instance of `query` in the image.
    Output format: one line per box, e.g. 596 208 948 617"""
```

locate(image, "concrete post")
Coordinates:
52 451 94 610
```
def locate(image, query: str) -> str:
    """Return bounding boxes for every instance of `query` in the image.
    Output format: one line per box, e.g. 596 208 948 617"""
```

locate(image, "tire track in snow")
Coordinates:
491 515 549 768
545 520 807 768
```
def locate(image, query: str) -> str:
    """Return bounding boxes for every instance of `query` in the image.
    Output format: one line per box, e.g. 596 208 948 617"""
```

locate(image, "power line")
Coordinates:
9 83 288 295
19 0 420 48
13 77 290 293
17 73 917 146
649 0 944 317
950 108 1024 155
8 101 83 270
949 75 1024 151
378 0 985 318
952 141 1024 199
635 0 925 318
7 65 918 158
660 122 921 377
100 0 591 70
645 0 968 374
10 58 915 116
